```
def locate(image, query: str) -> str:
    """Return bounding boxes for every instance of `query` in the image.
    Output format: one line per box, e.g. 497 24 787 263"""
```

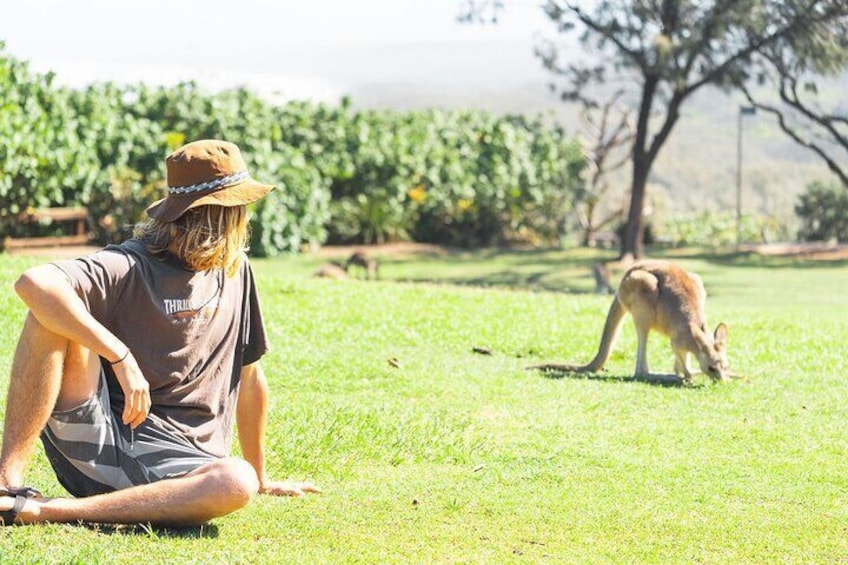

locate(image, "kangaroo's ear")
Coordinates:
714 323 728 349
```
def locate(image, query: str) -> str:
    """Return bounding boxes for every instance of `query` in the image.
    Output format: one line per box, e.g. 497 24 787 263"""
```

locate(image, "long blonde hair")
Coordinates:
134 205 249 276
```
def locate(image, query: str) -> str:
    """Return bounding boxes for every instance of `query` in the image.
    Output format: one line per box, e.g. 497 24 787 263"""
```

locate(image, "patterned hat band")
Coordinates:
167 170 250 195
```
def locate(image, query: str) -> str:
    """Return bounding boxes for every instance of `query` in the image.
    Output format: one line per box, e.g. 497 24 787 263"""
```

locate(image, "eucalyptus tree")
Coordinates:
461 0 847 258
541 0 848 259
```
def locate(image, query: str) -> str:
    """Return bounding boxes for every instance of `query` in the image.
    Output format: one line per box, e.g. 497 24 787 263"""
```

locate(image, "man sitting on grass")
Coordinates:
0 139 318 526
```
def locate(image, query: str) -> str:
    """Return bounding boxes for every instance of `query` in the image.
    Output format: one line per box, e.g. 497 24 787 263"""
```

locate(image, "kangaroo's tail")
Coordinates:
529 295 628 373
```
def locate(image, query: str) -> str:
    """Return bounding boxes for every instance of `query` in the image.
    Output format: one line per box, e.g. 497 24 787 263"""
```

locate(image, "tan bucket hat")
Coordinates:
146 139 275 222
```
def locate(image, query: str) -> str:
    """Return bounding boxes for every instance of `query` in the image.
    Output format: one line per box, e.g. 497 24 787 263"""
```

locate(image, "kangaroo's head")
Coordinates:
694 323 729 381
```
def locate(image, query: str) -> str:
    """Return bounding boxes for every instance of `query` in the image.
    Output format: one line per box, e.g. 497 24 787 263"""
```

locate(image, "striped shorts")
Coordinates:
40 372 218 497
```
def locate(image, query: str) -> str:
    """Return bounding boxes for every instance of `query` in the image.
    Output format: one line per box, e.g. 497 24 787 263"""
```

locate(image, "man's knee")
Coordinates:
203 458 260 509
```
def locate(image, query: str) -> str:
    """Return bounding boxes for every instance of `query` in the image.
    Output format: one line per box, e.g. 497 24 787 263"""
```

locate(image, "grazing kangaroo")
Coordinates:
531 260 730 383
313 261 349 280
345 251 379 280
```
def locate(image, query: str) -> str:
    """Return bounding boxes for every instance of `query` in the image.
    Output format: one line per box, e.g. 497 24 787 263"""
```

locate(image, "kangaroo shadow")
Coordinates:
532 368 701 389
82 522 220 538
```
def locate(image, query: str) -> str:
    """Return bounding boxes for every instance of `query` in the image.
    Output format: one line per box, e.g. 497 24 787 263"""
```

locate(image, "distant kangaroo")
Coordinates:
313 261 349 280
345 251 379 280
530 260 729 383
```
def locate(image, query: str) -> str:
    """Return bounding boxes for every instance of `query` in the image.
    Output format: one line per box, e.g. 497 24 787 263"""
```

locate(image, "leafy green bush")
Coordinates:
407 112 585 247
249 145 331 256
67 84 169 242
658 211 789 247
0 49 99 236
0 45 586 253
324 109 420 244
795 180 848 243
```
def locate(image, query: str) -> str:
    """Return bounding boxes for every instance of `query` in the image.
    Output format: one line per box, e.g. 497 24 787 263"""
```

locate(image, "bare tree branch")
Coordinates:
741 83 848 186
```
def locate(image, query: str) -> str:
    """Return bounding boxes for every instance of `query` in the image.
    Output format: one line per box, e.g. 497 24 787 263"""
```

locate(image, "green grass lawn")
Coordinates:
1 246 846 564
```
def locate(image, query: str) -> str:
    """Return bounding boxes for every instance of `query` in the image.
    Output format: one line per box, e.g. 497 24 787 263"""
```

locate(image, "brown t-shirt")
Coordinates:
51 239 268 457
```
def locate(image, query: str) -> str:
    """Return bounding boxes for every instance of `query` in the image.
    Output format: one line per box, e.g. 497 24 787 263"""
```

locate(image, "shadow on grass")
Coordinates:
82 522 219 538
381 247 611 294
532 368 697 389
396 272 598 295
379 244 848 294
657 247 848 270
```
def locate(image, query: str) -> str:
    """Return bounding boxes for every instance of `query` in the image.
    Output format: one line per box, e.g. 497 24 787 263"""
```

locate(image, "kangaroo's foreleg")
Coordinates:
673 349 694 383
633 321 651 377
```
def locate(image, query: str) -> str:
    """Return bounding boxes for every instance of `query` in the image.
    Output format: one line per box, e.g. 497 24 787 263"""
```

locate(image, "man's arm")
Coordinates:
16 264 127 363
236 362 319 497
14 264 150 428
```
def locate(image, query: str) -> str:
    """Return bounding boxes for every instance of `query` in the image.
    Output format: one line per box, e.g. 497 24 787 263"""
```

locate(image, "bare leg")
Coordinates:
2 457 259 526
0 314 260 526
0 314 99 488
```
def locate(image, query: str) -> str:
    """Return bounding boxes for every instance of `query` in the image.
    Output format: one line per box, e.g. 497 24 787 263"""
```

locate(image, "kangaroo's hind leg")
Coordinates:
618 269 659 378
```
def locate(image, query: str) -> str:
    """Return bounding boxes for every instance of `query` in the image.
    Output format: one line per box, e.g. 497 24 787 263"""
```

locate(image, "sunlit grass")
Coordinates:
1 247 846 563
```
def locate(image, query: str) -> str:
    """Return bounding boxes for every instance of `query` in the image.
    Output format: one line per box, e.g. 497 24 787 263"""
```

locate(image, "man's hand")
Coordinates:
259 479 321 497
112 352 151 429
237 363 319 498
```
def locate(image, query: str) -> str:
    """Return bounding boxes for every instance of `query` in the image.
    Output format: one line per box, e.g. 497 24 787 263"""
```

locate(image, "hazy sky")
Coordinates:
1 0 558 101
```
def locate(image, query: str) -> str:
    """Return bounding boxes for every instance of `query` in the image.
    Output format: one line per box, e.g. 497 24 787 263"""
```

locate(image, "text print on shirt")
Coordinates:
163 271 224 320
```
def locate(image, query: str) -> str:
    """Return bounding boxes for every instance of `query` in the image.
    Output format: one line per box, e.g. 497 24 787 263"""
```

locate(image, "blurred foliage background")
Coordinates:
0 45 586 254
1 44 843 253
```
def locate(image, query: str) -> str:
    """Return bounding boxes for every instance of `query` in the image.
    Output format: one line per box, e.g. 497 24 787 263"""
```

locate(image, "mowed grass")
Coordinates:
0 247 846 564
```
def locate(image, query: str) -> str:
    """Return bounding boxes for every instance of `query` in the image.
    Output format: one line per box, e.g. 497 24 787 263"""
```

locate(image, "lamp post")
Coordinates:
736 105 757 245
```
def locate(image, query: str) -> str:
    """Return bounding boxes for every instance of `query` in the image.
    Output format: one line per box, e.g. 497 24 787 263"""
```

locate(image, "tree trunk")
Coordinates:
620 75 658 261
621 152 649 261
